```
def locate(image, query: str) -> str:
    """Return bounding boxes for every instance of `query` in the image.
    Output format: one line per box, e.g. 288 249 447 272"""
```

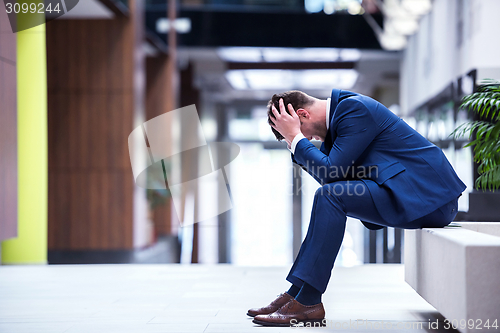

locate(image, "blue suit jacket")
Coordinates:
292 89 466 225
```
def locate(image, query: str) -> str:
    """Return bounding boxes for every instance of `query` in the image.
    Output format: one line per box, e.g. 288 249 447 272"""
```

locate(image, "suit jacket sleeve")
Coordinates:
292 99 380 184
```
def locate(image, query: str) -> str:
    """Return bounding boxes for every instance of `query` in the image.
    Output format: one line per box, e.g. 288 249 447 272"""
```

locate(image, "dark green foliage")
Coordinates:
452 80 500 190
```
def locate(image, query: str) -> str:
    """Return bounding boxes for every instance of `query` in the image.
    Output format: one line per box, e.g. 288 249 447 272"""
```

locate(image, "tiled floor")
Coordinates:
0 264 458 333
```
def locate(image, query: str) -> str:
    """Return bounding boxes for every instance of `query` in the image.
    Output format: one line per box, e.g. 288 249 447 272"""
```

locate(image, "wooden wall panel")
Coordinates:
47 1 143 250
0 5 17 242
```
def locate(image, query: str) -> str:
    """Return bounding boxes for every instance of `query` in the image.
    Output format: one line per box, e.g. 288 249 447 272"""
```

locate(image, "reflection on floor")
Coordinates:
0 264 458 332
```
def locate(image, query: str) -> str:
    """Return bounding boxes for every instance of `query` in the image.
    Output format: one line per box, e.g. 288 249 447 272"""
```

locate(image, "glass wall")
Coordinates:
230 144 293 266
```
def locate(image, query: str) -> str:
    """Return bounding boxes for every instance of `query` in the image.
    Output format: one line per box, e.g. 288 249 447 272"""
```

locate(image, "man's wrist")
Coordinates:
284 131 301 144
288 133 306 154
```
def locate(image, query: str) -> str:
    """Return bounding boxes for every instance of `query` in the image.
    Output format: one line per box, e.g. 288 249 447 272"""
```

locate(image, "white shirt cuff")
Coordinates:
288 133 306 154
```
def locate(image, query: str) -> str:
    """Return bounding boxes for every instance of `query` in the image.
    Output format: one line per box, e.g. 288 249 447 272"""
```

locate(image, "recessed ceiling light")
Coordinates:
217 48 263 63
156 18 192 34
218 47 359 63
225 69 358 91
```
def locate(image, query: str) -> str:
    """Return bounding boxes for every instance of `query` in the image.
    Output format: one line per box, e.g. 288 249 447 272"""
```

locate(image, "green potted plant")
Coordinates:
452 79 500 191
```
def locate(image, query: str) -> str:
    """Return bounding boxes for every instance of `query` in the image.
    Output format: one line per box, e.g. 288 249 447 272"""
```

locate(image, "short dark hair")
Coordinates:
267 90 314 141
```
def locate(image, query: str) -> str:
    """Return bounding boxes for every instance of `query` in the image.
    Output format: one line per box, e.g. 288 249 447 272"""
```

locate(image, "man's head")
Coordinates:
267 90 328 142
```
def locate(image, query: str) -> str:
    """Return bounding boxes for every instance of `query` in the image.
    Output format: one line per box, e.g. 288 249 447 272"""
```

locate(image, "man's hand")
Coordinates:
270 98 302 144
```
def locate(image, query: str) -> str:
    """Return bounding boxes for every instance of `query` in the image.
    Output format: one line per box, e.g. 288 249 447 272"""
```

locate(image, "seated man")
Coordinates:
248 89 466 327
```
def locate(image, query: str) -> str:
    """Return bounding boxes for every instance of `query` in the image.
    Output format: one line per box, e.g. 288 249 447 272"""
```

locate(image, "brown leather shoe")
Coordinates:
246 292 294 317
252 299 325 327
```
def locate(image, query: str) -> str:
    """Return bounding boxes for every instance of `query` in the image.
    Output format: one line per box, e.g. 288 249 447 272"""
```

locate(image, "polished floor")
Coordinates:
0 264 458 333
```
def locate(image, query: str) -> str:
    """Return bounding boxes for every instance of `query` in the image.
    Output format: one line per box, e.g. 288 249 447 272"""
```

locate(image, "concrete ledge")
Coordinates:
405 224 500 333
454 222 500 238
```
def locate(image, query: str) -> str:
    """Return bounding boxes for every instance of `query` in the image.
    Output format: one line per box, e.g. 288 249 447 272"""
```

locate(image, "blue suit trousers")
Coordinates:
286 180 459 294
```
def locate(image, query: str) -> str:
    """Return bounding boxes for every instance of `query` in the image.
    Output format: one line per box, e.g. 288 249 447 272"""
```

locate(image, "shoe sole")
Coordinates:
246 312 256 317
252 318 325 327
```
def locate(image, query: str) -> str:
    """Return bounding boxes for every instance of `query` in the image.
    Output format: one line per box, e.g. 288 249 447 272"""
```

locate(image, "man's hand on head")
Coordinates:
270 98 302 144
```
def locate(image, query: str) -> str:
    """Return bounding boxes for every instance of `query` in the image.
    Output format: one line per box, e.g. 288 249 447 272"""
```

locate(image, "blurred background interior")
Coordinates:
0 0 497 267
